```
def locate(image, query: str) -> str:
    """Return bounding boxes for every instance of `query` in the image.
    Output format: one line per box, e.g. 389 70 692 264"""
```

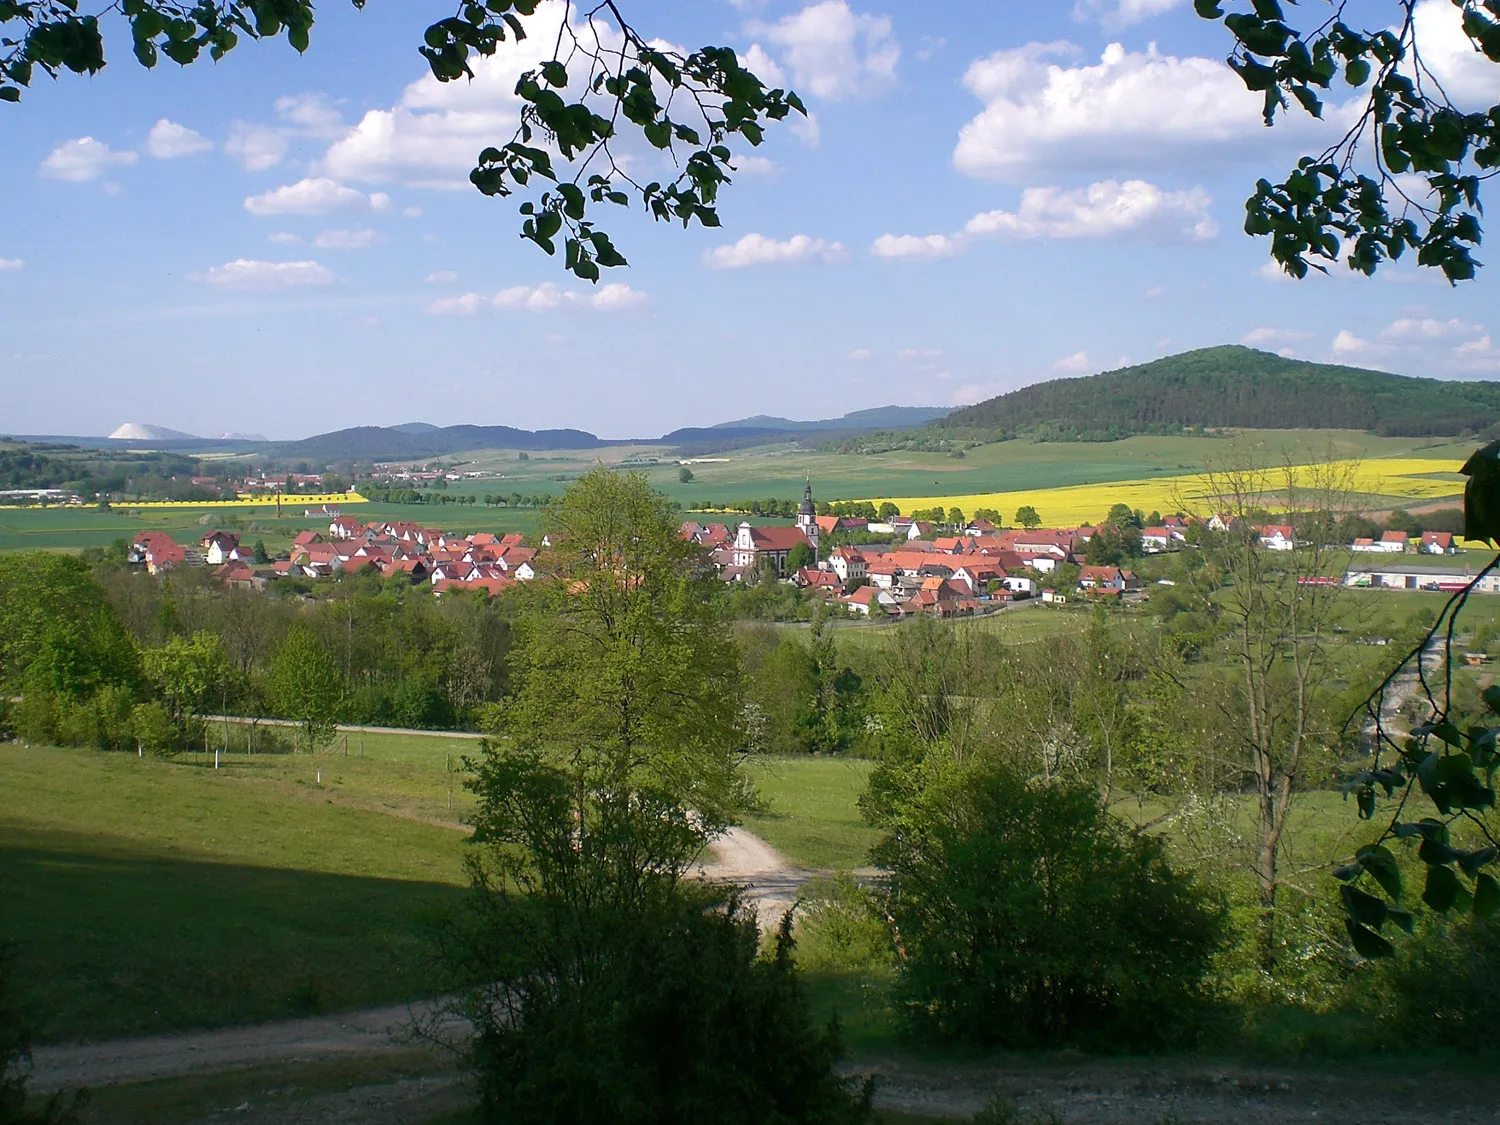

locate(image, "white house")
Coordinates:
829 546 867 584
1422 532 1459 555
1258 525 1297 551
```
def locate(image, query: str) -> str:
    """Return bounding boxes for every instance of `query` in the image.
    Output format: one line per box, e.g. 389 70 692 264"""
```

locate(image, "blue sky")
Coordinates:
3 0 1499 440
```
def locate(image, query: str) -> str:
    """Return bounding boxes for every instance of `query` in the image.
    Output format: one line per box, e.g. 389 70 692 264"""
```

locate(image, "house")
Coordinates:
1041 588 1066 604
963 518 998 536
201 531 243 566
1258 525 1297 551
795 568 843 592
999 574 1038 597
292 530 324 552
730 522 812 577
1140 527 1182 553
841 585 883 617
329 516 365 540
828 546 867 584
1078 566 1140 592
1421 531 1459 555
1350 532 1408 554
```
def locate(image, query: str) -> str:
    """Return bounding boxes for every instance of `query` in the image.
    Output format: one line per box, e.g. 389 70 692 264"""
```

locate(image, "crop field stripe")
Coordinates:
857 457 1467 525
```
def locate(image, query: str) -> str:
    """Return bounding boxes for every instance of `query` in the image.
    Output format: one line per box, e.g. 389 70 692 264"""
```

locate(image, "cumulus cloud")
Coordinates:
1412 0 1500 109
965 180 1217 243
704 233 847 269
145 120 212 159
429 282 647 315
1052 350 1093 374
847 348 875 360
193 259 335 290
870 233 966 261
1072 0 1186 30
226 124 290 171
275 93 346 135
425 270 459 284
267 232 302 245
245 178 392 216
39 137 138 182
745 1 900 101
0 258 23 271
313 228 384 250
1332 329 1370 355
952 41 1334 182
1455 334 1500 371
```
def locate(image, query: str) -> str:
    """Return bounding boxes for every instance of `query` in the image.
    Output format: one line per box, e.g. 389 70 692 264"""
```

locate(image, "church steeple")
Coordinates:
796 474 819 554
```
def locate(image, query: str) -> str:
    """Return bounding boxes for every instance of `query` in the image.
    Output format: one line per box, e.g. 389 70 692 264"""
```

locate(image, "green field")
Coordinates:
0 742 471 1042
0 502 545 554
745 757 879 870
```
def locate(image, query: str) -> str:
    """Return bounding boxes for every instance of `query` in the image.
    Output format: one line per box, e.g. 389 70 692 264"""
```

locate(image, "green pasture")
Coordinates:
427 430 1471 510
0 743 470 1042
0 502 545 554
745 757 879 871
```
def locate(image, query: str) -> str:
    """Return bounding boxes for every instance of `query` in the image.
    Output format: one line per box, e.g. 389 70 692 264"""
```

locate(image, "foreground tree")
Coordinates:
1197 1 1500 281
446 467 869 1123
268 624 343 753
1176 458 1361 972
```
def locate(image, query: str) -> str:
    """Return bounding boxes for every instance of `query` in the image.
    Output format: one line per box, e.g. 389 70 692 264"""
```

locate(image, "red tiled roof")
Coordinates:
749 526 811 552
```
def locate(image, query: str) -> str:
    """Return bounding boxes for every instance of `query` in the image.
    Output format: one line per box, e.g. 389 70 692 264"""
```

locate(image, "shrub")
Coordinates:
450 891 873 1125
880 765 1222 1049
795 875 893 975
1371 915 1500 1046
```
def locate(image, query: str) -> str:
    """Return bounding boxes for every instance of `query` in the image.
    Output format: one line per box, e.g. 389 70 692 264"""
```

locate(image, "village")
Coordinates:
116 477 1484 617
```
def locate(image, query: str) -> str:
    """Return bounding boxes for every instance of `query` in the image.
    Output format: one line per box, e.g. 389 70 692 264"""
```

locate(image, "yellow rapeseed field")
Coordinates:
120 492 369 511
862 459 1466 527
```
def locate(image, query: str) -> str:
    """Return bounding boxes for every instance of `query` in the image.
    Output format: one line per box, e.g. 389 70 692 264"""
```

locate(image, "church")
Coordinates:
730 477 819 576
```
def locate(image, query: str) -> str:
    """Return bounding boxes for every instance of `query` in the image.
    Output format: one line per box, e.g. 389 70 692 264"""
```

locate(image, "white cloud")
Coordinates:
704 233 846 269
731 154 780 176
846 348 875 360
1380 316 1483 341
746 1 900 101
429 292 490 316
1455 334 1500 371
226 124 289 171
403 206 424 219
899 347 942 359
267 232 302 245
1052 350 1093 373
1241 327 1314 347
1072 0 1186 31
1412 0 1500 109
0 258 23 271
430 281 646 315
425 270 459 284
743 43 788 89
193 259 335 290
870 232 966 260
275 93 345 135
1143 285 1166 299
245 178 391 216
953 41 1333 182
965 179 1217 243
145 120 212 159
590 283 648 311
313 228 384 250
1331 329 1370 355
39 137 138 182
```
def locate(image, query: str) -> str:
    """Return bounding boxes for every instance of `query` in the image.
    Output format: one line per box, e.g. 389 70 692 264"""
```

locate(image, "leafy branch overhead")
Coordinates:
0 0 804 281
1196 0 1500 282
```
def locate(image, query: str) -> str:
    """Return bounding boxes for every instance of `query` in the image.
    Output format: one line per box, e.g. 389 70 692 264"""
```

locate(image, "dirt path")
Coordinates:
29 828 814 1095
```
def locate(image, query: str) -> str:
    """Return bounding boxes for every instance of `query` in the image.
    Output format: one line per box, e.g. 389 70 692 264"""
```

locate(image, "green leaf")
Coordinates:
1340 884 1388 929
1475 873 1500 918
539 60 567 88
1424 863 1461 912
1357 844 1402 900
1345 919 1395 959
1193 0 1225 17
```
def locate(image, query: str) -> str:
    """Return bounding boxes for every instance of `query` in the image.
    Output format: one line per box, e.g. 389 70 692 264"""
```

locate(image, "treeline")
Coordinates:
357 486 552 509
0 554 512 753
942 345 1500 440
0 446 224 500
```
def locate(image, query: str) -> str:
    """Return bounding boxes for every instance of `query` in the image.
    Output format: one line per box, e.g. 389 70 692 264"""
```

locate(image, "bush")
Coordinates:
880 765 1222 1049
795 875 893 976
1371 915 1500 1046
451 891 873 1125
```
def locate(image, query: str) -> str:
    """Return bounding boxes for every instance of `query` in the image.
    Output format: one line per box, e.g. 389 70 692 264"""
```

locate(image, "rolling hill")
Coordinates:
940 346 1500 440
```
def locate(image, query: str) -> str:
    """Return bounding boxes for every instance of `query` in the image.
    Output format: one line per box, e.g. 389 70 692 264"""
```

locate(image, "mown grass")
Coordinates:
744 756 879 871
0 744 470 1042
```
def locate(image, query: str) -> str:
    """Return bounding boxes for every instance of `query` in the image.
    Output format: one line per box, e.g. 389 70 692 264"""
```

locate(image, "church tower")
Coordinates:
796 475 819 554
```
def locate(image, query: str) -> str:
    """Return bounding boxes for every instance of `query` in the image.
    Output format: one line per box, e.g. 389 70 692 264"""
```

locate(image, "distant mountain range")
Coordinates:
938 345 1500 440
106 423 268 442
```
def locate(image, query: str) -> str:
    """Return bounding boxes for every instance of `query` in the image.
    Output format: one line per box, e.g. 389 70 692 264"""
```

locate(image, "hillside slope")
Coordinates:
943 346 1500 439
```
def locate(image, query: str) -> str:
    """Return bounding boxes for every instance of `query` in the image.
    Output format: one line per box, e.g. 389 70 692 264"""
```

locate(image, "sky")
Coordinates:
3 0 1499 440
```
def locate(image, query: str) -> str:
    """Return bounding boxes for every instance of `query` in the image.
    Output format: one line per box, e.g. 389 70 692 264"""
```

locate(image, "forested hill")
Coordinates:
941 346 1500 439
